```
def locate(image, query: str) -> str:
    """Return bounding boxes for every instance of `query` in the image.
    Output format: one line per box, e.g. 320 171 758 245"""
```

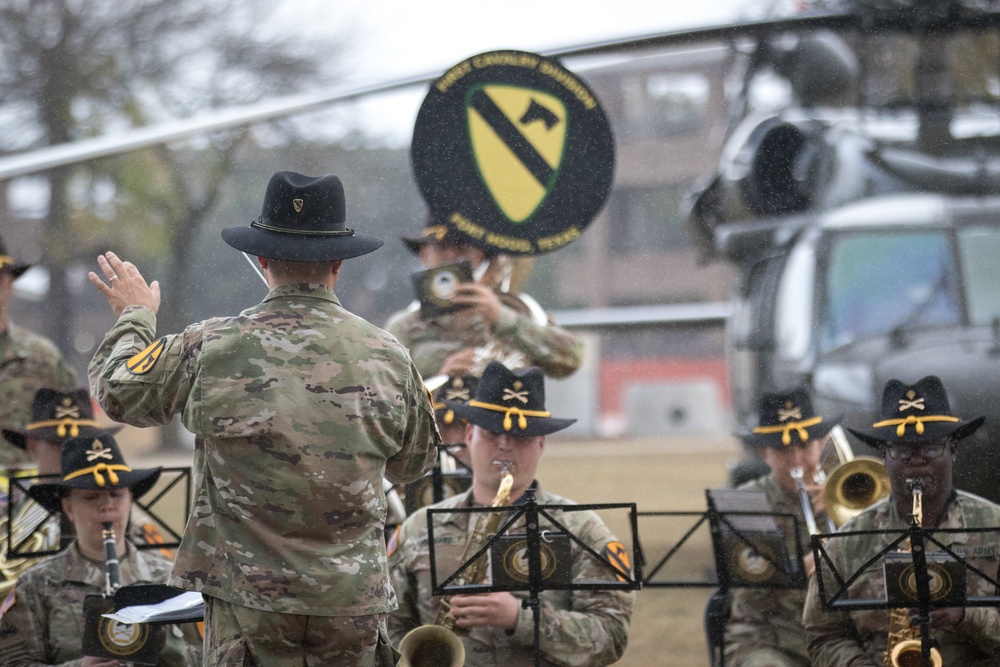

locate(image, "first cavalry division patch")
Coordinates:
603 541 632 582
412 50 614 256
127 338 166 375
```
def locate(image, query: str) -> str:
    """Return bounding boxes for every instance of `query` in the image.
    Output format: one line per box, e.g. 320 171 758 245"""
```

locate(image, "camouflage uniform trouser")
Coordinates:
726 646 811 667
203 596 398 666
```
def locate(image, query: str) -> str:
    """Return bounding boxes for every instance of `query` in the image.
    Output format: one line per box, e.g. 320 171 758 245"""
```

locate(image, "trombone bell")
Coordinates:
823 457 891 528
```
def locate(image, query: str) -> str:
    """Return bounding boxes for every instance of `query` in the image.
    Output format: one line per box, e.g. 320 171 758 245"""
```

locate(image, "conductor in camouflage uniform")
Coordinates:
724 387 839 667
388 361 634 666
385 216 583 380
803 376 1000 666
86 172 441 666
0 236 77 467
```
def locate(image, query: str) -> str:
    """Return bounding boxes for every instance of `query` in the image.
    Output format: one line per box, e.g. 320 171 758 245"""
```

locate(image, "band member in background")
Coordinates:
803 376 1000 666
388 361 634 666
724 387 839 667
432 374 479 469
87 171 439 666
2 388 117 477
0 236 77 467
385 215 583 379
0 433 200 666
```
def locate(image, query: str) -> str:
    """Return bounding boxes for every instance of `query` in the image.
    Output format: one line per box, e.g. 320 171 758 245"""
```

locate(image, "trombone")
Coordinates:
792 426 891 534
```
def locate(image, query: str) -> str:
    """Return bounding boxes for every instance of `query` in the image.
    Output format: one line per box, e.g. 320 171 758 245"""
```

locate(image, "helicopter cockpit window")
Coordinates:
774 239 815 361
820 232 961 352
957 227 1000 325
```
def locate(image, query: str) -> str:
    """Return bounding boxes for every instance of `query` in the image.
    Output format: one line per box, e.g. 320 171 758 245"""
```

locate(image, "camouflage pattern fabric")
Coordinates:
203 597 396 667
385 300 583 379
803 491 1000 666
88 284 440 615
0 324 77 467
0 540 201 666
724 473 824 666
387 486 634 667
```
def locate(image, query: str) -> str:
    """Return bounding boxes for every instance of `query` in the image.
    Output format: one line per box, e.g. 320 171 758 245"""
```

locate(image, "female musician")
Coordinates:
0 433 200 666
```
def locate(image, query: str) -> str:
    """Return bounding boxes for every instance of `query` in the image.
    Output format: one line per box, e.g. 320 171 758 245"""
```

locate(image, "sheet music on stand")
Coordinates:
707 488 806 589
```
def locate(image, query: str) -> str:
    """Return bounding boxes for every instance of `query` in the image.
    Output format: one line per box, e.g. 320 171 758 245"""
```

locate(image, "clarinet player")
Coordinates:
0 433 201 666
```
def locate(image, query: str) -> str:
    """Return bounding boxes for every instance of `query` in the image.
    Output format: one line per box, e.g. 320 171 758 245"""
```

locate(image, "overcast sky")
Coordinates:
268 0 762 145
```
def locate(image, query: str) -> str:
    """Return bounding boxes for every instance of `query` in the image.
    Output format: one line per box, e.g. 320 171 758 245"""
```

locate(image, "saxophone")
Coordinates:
884 481 943 667
398 463 515 667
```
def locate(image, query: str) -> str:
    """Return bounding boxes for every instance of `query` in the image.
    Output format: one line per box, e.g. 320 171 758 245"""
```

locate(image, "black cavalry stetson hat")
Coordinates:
401 213 465 255
740 386 841 448
29 432 162 514
445 361 575 437
3 388 120 449
221 171 383 261
433 375 479 426
848 376 984 448
0 235 31 277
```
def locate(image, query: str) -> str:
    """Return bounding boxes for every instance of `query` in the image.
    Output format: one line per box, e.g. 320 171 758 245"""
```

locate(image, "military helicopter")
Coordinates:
685 0 1000 501
4 0 1000 503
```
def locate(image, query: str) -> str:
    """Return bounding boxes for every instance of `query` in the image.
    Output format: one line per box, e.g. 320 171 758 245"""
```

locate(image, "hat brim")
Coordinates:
739 415 842 448
444 400 576 437
221 225 383 261
847 415 984 449
6 264 31 278
401 235 430 255
28 466 162 514
3 425 123 450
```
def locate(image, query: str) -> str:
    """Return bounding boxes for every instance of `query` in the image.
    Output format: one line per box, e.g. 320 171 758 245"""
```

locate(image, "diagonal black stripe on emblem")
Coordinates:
470 89 554 187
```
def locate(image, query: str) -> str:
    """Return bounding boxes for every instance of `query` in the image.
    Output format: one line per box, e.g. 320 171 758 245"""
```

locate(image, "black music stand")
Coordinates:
638 489 805 667
813 525 1000 667
427 489 640 667
6 467 192 560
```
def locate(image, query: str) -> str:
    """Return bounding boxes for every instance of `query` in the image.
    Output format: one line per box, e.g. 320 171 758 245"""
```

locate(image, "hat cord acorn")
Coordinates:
0 255 12 269
871 414 959 437
752 416 824 446
26 418 102 438
432 401 457 425
63 463 132 488
467 400 551 431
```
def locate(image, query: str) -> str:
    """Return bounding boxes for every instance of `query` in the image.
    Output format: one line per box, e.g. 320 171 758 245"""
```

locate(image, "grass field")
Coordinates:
135 434 744 666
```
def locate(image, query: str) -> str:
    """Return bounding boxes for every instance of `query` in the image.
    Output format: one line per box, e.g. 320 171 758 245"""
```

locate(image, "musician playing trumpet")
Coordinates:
0 433 200 666
387 362 634 666
386 215 583 379
723 387 840 667
803 376 1000 666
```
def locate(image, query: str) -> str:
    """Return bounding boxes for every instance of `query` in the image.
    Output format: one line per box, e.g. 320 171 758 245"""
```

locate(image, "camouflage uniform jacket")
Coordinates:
0 540 200 666
88 284 441 615
803 491 1000 666
387 486 634 666
385 299 583 379
725 473 824 663
0 323 77 466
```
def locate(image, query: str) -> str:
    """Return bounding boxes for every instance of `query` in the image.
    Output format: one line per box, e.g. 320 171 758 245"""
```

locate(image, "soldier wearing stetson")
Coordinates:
725 386 840 667
0 433 201 666
804 376 1000 666
0 236 77 467
385 214 583 380
86 171 440 666
388 361 634 666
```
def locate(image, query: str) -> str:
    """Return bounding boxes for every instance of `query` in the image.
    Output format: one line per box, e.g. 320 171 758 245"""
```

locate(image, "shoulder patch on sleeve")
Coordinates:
603 541 631 582
387 525 402 559
127 337 166 375
0 591 14 620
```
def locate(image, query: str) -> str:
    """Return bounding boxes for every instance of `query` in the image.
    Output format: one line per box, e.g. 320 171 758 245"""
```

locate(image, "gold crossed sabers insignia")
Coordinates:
445 387 471 402
777 405 802 422
54 401 81 420
502 388 529 404
86 442 115 462
898 397 926 411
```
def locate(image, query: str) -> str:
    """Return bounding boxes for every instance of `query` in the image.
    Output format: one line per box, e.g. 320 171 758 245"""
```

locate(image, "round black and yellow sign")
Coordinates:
898 563 953 601
412 51 614 256
97 616 150 657
730 543 777 583
501 538 560 583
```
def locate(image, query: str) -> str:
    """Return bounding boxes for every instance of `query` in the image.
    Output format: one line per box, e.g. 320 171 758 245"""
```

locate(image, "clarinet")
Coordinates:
101 521 121 595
